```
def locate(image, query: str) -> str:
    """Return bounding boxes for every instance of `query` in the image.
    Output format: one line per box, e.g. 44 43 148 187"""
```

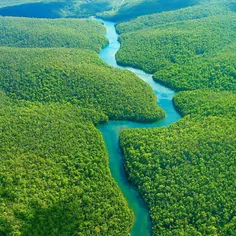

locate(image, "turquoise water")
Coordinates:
95 19 181 236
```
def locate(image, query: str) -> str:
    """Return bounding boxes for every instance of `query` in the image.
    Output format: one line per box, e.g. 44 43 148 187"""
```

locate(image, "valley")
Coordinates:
0 0 235 235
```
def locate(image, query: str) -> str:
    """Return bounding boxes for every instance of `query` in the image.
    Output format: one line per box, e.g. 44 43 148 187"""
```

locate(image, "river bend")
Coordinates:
95 19 181 236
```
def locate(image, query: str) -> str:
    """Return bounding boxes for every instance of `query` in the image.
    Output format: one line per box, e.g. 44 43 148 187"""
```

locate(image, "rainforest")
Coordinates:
0 0 235 235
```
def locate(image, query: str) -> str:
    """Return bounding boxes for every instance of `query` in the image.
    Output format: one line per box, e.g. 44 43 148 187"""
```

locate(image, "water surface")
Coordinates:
95 19 181 236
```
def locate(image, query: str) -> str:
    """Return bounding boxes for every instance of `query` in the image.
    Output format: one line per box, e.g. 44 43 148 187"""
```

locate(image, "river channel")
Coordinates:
95 19 181 236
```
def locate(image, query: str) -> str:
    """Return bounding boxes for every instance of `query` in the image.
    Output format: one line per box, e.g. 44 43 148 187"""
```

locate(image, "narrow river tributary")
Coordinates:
95 19 181 236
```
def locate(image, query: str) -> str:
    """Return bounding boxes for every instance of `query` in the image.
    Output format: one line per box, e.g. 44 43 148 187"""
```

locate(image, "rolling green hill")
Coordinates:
0 0 210 21
1 0 234 22
116 1 232 34
0 0 235 235
173 90 236 117
0 0 119 18
0 17 107 52
120 89 236 235
153 44 236 91
0 92 133 235
116 7 236 91
100 0 203 22
118 2 236 233
0 9 164 235
0 47 164 122
120 115 236 235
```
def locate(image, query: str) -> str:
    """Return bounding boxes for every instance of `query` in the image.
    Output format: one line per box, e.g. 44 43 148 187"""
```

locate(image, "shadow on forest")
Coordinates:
18 198 84 235
80 1 112 15
230 2 236 12
111 0 200 21
0 2 71 18
0 1 112 18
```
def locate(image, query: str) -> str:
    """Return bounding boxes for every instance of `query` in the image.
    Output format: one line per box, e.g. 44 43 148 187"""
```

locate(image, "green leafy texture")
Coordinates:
153 43 236 91
116 14 236 73
0 47 164 122
1 0 234 21
116 1 232 34
120 115 236 235
173 90 236 117
116 3 236 91
63 0 120 18
120 80 236 234
118 5 236 228
0 92 133 235
0 17 107 52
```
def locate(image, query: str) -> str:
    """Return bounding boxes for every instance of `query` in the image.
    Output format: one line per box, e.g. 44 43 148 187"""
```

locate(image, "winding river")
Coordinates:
95 19 181 236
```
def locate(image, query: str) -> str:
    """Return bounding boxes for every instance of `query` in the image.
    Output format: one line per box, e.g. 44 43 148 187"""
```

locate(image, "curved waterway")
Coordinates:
94 18 181 236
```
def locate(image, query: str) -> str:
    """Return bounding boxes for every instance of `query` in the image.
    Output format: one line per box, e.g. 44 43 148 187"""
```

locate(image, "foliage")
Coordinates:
1 0 233 22
116 1 231 34
0 47 164 122
120 115 236 235
118 5 236 229
64 0 119 18
0 92 133 235
120 55 236 234
99 0 202 22
173 90 236 117
116 12 236 91
0 17 107 52
116 14 236 73
0 0 119 18
0 1 235 235
153 45 236 91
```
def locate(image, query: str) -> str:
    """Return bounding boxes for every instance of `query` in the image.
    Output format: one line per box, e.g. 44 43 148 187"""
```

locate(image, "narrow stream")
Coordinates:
95 19 181 236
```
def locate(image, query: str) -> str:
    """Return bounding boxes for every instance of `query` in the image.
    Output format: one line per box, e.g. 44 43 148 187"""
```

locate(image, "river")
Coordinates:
95 19 181 236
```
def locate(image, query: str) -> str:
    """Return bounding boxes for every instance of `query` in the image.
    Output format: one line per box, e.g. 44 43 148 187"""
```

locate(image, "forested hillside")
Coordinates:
116 1 236 91
0 0 235 235
0 6 168 234
0 47 164 122
173 90 236 117
121 90 236 234
153 45 236 91
121 115 236 235
0 93 133 235
0 17 107 52
174 90 236 117
116 0 233 33
119 22 236 231
100 0 203 22
118 1 236 234
1 0 234 21
116 14 236 91
0 0 119 18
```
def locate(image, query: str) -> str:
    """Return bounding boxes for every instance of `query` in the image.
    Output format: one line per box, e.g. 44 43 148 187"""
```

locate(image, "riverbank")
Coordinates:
95 18 181 235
